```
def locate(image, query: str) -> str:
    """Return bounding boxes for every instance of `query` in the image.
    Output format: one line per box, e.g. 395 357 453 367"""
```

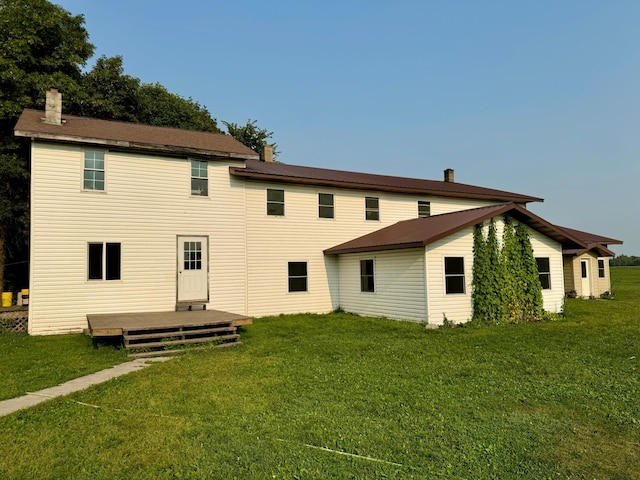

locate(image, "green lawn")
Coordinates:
0 267 638 479
0 333 128 401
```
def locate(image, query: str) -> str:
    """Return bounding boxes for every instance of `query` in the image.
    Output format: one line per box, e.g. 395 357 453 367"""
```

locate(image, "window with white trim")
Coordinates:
288 262 307 292
84 150 105 191
598 259 605 278
88 242 121 280
360 259 375 292
365 197 379 221
319 193 334 218
536 257 551 289
191 160 208 196
267 189 285 216
444 257 465 294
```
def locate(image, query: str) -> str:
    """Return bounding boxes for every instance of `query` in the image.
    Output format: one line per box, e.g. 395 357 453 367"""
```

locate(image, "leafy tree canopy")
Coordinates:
223 119 279 159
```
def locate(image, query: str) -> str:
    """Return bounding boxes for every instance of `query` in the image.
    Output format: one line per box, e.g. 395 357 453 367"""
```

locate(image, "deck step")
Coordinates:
127 341 242 358
123 325 236 342
125 333 240 350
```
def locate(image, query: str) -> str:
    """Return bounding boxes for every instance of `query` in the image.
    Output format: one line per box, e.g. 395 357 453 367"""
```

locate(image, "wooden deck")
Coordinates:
87 309 252 337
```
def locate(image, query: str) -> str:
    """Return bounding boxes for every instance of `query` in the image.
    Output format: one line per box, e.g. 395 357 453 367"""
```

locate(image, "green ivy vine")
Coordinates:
472 215 544 324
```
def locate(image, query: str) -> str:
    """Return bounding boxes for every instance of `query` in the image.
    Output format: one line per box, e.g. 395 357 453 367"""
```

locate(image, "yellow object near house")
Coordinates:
2 292 12 307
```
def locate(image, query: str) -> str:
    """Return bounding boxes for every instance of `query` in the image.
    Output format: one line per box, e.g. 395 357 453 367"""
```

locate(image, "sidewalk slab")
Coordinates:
0 357 172 417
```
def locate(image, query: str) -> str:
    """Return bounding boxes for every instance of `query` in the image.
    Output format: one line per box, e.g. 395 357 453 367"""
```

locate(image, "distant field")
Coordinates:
0 267 638 479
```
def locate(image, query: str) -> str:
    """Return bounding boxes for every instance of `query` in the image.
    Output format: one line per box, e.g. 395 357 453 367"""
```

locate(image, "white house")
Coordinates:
14 89 622 335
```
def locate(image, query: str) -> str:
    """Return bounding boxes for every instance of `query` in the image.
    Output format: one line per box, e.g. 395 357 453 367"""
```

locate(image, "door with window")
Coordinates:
177 236 208 302
580 259 592 297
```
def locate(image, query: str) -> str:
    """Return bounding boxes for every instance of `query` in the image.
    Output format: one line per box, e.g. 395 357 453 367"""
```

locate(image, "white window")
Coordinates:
88 242 121 280
191 160 208 196
288 262 307 292
536 258 551 289
267 189 285 216
365 197 379 221
444 257 465 294
598 259 605 278
360 259 375 292
319 193 334 218
84 150 105 191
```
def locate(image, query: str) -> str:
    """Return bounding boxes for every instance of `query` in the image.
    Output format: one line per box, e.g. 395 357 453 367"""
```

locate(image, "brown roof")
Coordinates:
324 203 585 255
230 160 543 203
555 225 622 246
14 109 260 160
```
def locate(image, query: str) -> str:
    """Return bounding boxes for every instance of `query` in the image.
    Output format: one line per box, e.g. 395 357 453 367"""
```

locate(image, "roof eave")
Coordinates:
230 168 543 203
15 130 260 160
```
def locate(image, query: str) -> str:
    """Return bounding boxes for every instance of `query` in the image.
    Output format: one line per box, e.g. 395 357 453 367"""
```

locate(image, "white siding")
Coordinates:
337 249 427 322
242 181 499 317
425 229 475 325
529 229 565 313
29 142 247 334
28 140 515 334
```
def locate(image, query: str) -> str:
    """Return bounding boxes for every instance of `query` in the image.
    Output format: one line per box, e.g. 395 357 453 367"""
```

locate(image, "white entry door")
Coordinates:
177 236 208 302
580 259 592 297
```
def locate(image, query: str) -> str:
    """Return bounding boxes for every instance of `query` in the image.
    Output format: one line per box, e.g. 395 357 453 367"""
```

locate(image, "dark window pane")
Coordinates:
365 210 379 221
539 274 551 290
319 193 333 206
267 189 284 202
88 243 103 280
536 257 550 272
267 202 284 216
365 197 378 209
360 259 374 276
445 276 465 294
581 262 587 278
191 178 208 196
361 275 375 292
445 257 464 275
288 277 307 292
319 205 334 218
106 243 121 280
288 262 307 277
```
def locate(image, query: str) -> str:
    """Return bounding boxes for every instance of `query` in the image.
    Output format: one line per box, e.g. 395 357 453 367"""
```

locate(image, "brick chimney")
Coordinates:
262 144 273 163
44 88 62 125
444 168 454 183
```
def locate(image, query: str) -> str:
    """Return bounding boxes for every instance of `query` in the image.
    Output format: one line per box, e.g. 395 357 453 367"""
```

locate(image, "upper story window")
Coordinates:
267 189 285 216
319 193 334 219
418 200 431 218
84 150 105 191
536 257 551 289
598 259 605 278
191 160 208 196
444 257 465 294
360 259 375 292
365 197 379 221
88 242 121 281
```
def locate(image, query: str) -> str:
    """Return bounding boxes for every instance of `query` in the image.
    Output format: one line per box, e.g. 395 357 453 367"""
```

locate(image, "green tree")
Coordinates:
0 0 94 291
223 119 278 159
137 83 220 133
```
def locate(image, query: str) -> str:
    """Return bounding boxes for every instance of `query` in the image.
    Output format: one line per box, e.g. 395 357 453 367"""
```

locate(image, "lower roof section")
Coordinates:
324 203 590 255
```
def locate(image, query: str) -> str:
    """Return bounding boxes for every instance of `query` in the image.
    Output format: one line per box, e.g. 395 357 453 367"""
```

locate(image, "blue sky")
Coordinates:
57 0 639 254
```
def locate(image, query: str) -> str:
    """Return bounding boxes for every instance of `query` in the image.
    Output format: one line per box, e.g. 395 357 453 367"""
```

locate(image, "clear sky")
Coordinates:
56 0 639 254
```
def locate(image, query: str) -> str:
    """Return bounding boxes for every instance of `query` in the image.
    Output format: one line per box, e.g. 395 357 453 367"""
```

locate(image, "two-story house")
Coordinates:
14 89 621 335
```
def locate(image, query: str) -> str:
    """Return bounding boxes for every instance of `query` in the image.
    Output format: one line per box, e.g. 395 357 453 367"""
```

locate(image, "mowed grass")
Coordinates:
0 333 128 401
0 267 638 479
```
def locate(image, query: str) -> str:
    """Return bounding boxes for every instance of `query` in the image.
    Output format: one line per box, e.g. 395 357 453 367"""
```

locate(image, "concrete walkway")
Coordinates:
0 357 172 417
